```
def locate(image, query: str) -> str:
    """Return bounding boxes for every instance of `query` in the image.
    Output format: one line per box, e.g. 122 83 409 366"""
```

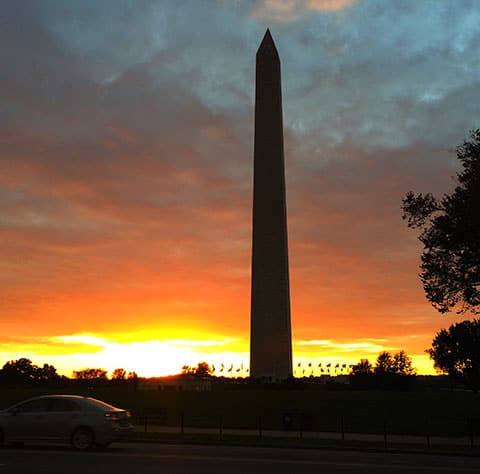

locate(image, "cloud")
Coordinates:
296 338 387 353
252 0 357 22
51 335 108 347
1 0 478 376
307 0 357 11
167 338 238 347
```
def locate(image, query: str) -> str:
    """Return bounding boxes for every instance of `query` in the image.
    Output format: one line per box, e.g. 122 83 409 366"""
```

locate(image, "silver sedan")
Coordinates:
0 395 133 450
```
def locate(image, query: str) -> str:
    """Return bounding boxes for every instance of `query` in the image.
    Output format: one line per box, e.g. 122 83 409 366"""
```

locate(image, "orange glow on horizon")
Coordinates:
0 331 437 378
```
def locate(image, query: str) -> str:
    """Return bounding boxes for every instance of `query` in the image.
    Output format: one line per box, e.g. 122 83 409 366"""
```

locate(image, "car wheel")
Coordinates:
71 427 94 451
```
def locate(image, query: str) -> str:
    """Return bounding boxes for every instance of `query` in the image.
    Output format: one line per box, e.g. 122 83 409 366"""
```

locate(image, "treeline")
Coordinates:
0 358 219 389
0 358 138 388
349 350 416 389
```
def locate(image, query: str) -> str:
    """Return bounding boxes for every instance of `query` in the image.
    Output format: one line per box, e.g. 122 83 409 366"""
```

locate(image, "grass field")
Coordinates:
1 384 479 438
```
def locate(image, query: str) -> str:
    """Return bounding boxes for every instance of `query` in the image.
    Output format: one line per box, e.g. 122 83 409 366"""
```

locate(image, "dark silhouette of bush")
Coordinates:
428 319 480 392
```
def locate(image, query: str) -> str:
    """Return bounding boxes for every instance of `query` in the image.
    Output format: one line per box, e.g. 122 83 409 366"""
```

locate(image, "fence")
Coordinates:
135 410 480 449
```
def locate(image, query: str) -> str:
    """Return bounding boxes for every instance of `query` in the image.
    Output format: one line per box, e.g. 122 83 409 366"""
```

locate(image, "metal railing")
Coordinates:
134 411 480 449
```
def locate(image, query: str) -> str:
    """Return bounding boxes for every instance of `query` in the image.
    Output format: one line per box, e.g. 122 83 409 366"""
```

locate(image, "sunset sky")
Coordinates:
2 0 480 377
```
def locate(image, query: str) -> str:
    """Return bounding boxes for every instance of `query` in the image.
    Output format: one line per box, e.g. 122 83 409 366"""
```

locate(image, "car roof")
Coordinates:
8 395 118 409
28 395 87 399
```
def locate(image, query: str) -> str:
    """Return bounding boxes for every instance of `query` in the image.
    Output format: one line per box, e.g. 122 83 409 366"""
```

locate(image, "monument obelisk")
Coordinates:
250 30 292 380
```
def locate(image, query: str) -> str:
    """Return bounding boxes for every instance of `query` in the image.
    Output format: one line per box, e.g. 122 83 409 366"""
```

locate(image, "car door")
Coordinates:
7 398 50 441
44 398 83 440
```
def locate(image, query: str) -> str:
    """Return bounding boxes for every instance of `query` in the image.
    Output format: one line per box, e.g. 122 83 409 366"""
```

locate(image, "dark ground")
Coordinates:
2 442 480 474
1 383 479 438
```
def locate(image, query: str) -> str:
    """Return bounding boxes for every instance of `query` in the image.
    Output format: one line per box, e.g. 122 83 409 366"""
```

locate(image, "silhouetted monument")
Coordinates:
250 30 292 380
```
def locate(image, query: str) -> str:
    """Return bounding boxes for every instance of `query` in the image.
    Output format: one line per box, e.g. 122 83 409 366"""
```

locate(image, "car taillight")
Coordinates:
104 412 121 421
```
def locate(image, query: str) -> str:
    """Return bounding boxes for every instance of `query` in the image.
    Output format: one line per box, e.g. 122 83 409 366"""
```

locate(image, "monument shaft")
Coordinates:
250 30 292 380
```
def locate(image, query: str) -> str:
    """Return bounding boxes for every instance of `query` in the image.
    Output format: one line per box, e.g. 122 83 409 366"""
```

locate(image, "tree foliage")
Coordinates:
0 358 61 386
73 368 108 380
427 319 480 392
374 351 395 375
350 352 416 389
351 359 373 375
181 362 213 377
111 368 127 380
127 371 138 380
374 351 416 376
401 129 480 314
392 351 416 376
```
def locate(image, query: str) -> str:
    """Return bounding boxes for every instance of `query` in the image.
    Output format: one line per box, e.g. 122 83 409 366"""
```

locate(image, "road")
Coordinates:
1 442 480 473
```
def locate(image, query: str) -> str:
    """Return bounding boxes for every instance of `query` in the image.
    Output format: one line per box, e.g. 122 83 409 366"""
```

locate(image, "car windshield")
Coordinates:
82 397 119 411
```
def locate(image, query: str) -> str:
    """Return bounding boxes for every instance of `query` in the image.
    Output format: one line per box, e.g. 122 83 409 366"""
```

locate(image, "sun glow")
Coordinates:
0 332 437 378
46 334 246 377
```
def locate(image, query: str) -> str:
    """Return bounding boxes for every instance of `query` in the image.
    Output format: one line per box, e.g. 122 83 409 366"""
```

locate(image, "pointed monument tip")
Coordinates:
261 28 274 45
257 28 279 59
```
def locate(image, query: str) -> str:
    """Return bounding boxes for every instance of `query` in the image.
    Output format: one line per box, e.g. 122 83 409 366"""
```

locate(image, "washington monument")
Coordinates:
250 30 292 380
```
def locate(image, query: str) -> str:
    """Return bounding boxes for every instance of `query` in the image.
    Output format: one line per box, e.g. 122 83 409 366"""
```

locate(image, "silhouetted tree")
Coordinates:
374 352 396 375
401 129 480 314
195 362 212 376
0 358 38 384
111 368 127 380
0 358 61 386
374 351 415 376
349 358 375 388
127 371 139 391
351 352 415 389
427 319 480 392
181 362 213 377
351 359 373 375
73 368 108 380
36 363 62 385
392 350 416 376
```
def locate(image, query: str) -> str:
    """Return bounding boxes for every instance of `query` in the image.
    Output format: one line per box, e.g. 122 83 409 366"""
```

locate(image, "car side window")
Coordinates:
49 399 81 412
14 398 50 413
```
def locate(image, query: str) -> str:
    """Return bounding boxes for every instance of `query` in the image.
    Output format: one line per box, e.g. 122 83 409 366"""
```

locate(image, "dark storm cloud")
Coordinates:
1 0 480 355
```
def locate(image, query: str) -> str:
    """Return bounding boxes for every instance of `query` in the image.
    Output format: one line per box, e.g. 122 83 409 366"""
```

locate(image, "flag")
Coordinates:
335 363 340 368
308 363 312 367
326 363 331 368
318 363 322 367
297 362 301 367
